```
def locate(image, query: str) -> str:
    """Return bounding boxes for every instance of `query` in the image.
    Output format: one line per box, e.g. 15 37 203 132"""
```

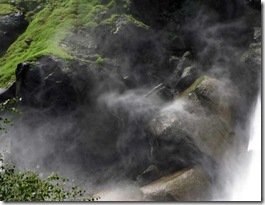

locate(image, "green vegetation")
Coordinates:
0 3 17 16
96 56 105 66
0 97 21 133
176 75 205 98
101 13 149 30
0 155 99 201
0 0 78 87
0 0 140 87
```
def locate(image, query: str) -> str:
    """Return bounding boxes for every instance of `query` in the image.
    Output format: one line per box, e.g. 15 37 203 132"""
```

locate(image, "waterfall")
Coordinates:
230 94 261 201
246 94 262 201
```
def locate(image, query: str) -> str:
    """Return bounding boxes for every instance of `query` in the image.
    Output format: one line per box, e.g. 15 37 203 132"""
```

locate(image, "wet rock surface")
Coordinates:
0 11 28 55
141 166 212 201
148 76 236 174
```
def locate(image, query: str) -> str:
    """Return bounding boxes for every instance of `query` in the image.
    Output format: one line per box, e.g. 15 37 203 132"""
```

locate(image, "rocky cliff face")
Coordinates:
0 0 261 201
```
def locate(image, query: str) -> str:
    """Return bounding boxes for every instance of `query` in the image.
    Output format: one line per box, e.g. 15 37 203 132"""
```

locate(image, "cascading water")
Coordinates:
230 94 261 201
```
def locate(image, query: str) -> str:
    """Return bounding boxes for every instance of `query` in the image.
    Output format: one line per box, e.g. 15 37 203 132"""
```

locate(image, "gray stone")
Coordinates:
141 166 212 201
149 76 236 173
0 11 28 55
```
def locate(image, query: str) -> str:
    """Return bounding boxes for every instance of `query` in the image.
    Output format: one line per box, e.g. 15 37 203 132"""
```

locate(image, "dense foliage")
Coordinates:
0 155 99 201
0 98 21 132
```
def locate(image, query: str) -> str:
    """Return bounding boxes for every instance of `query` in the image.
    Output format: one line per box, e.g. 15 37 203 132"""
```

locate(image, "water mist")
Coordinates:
229 94 261 201
0 0 261 202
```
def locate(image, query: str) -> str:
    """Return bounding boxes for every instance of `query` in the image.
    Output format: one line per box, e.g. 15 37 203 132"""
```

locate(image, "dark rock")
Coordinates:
136 165 162 186
170 35 188 55
241 42 261 69
234 38 261 125
203 0 245 20
158 52 195 100
0 82 16 103
246 0 261 11
0 11 28 55
141 166 212 201
253 27 261 42
129 0 179 28
14 57 84 114
129 0 210 28
64 15 172 86
149 106 204 172
24 38 32 45
175 66 199 93
9 55 155 183
177 76 237 157
93 17 171 86
130 0 245 30
10 0 16 6
149 76 236 175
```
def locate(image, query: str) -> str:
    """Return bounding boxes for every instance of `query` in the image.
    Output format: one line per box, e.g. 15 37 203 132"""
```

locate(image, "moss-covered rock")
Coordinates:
149 76 237 174
237 28 261 109
0 3 18 16
0 10 28 56
0 0 152 88
177 76 236 125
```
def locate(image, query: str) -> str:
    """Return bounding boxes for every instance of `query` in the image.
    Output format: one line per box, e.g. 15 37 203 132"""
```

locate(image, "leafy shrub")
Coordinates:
0 97 21 133
0 155 99 201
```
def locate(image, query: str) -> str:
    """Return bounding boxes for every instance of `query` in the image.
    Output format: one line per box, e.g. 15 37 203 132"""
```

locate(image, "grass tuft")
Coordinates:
0 0 146 87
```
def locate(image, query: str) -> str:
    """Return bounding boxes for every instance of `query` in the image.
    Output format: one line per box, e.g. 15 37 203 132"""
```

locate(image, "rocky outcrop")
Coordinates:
14 57 78 113
240 35 261 100
0 11 28 55
0 83 16 103
140 74 243 201
141 166 212 201
149 76 236 172
65 14 171 87
136 165 163 186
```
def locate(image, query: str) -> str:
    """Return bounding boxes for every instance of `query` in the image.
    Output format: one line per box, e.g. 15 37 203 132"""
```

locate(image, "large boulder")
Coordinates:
0 82 16 103
64 14 171 87
136 165 163 186
141 166 212 201
130 0 246 29
149 76 237 174
234 26 261 124
7 55 153 183
14 57 79 113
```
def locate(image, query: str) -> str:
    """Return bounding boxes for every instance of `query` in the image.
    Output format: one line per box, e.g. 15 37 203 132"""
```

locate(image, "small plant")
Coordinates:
0 97 21 133
0 154 100 201
96 56 105 67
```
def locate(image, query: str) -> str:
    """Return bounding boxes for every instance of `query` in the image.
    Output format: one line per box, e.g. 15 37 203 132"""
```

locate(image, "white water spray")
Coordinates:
230 94 261 201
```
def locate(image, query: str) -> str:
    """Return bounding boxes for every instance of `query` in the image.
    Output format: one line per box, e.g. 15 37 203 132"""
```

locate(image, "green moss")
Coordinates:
0 3 17 16
100 14 120 27
106 0 130 12
176 76 206 98
125 14 149 29
0 0 101 87
0 0 136 87
101 14 149 30
96 56 105 66
0 5 73 87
